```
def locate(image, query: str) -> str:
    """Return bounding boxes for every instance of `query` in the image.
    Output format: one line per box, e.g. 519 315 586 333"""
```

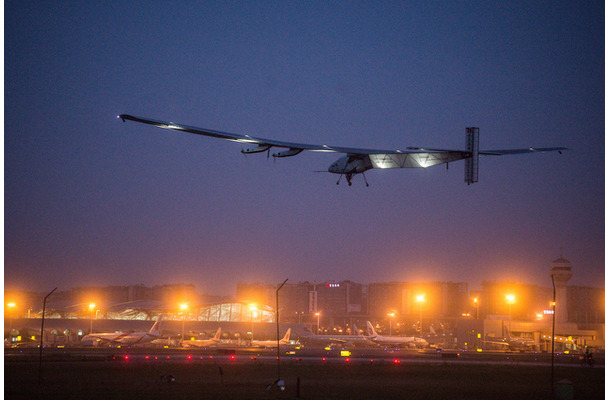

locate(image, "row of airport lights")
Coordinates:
385 293 520 336
8 294 528 336
111 354 403 365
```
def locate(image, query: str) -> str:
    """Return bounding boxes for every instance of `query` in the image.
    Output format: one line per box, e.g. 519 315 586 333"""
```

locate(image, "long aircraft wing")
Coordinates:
118 114 566 158
117 114 464 156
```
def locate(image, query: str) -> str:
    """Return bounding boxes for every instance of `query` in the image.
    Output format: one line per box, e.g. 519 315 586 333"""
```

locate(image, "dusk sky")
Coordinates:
5 1 604 296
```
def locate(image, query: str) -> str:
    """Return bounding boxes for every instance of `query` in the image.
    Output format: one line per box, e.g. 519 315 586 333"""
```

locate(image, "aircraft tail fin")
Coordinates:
212 327 222 341
281 328 291 343
366 321 377 337
352 323 362 336
464 127 479 185
149 315 162 334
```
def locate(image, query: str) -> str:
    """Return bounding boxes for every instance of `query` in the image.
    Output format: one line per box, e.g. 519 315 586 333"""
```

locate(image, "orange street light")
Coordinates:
249 304 258 337
7 302 16 334
180 303 189 341
506 295 516 333
387 312 396 335
416 295 425 336
473 297 480 319
89 303 96 334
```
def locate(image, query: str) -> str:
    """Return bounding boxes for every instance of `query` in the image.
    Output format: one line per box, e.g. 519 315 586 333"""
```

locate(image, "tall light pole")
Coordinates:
180 303 188 343
506 294 515 335
7 302 16 336
387 312 395 336
473 297 479 320
275 279 288 388
39 287 57 385
551 275 556 398
88 303 96 334
250 304 258 340
315 312 320 335
416 295 425 337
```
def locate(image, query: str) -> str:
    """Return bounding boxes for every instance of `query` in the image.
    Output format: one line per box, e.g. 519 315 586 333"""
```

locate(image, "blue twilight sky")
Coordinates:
5 1 604 296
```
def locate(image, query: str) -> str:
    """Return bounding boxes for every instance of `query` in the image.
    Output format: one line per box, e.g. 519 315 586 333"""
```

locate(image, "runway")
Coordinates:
5 346 604 399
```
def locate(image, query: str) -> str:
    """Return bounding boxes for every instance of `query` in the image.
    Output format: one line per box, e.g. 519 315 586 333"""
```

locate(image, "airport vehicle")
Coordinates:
118 114 566 186
298 325 375 348
366 321 428 348
81 315 163 345
182 327 222 348
251 329 292 348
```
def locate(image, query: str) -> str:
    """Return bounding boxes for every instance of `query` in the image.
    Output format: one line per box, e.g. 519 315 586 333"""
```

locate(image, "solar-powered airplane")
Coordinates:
118 115 566 186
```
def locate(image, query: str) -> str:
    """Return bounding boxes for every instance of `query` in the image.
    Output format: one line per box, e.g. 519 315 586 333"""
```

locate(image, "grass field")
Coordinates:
4 356 604 399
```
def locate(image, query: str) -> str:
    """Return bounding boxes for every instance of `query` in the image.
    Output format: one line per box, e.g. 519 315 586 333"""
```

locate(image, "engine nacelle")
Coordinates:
273 148 303 158
241 144 272 154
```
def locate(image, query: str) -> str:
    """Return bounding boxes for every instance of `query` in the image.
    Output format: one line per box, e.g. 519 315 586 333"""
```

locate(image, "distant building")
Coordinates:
236 280 365 326
566 286 604 324
367 281 468 319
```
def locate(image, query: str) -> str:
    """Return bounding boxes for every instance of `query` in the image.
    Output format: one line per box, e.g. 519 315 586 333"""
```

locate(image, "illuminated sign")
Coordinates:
543 310 554 315
326 283 340 288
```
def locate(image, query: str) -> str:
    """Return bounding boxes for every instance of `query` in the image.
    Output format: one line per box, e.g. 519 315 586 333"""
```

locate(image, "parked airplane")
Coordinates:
366 321 428 348
118 114 566 186
484 326 537 351
298 325 375 348
182 327 222 348
250 329 292 348
483 336 537 351
81 315 163 345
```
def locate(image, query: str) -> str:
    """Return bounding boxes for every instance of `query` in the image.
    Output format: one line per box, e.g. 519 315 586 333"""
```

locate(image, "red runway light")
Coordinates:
345 358 350 363
166 356 171 360
230 355 236 360
322 357 326 362
370 359 374 364
393 359 400 364
187 355 192 360
154 356 158 360
145 356 149 360
124 356 129 360
209 356 213 360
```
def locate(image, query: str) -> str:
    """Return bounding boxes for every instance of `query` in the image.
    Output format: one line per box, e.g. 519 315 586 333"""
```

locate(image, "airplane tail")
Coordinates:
149 315 163 335
281 328 291 343
429 325 436 335
366 321 378 337
212 327 222 341
464 127 479 185
352 323 362 337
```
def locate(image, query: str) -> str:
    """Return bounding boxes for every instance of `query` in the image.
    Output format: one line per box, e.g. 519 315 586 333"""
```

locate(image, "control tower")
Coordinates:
550 255 573 323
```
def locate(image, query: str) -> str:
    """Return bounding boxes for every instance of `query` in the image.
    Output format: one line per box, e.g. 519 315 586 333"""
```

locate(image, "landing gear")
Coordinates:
362 172 369 187
336 174 354 186
346 174 353 186
336 173 368 187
